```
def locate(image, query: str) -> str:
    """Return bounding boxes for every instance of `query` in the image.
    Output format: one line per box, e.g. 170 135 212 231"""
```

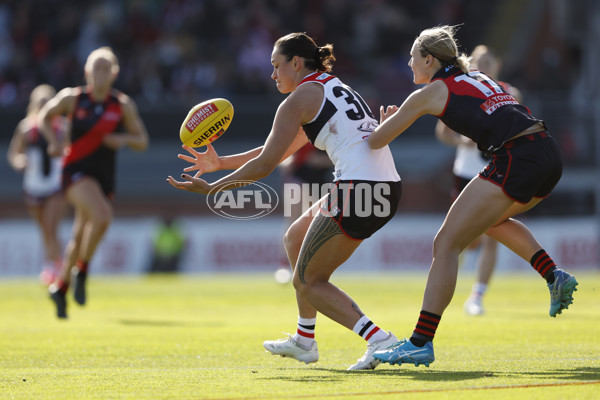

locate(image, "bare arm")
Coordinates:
38 87 78 156
102 94 149 151
178 128 309 177
369 80 448 149
7 119 28 171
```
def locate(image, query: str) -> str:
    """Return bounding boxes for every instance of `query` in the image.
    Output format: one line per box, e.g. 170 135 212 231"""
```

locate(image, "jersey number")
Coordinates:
454 72 503 97
332 86 375 120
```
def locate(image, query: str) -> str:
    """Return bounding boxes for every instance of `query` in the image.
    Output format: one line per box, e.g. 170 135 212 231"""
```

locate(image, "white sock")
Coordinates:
352 316 389 345
293 316 316 347
472 283 488 297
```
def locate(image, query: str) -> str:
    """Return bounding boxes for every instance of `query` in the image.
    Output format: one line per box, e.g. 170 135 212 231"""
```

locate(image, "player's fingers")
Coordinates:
178 154 196 163
182 144 199 156
181 174 201 183
166 176 183 188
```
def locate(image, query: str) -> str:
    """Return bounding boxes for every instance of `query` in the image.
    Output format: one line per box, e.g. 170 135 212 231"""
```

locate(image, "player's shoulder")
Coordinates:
50 87 80 112
56 86 82 99
285 78 322 108
112 89 138 112
110 88 129 103
15 116 33 134
421 79 448 100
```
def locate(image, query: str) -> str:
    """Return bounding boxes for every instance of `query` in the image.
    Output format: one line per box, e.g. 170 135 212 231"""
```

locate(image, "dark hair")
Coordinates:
274 32 336 73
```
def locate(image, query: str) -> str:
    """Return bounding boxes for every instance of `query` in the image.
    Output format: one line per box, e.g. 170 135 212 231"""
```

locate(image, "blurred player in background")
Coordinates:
435 45 522 316
276 142 333 283
369 25 578 368
39 46 149 318
168 32 402 370
7 84 68 286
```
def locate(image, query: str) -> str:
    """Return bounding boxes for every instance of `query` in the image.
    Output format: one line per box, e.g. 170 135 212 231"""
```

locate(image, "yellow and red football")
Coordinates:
179 98 234 148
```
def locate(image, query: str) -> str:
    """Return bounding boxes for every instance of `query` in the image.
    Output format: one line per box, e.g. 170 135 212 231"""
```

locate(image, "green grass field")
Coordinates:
1 271 598 399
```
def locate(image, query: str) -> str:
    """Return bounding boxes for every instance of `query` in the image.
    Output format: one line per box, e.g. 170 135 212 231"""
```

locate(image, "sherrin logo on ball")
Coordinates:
180 98 234 147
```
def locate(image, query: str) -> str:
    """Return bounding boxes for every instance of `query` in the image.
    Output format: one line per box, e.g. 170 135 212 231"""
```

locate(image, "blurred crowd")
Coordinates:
1 0 595 166
0 0 497 109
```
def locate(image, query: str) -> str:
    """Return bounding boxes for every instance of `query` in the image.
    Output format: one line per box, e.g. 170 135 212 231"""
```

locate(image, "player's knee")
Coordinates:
283 227 302 255
294 277 313 297
292 273 303 292
91 204 113 227
433 231 454 256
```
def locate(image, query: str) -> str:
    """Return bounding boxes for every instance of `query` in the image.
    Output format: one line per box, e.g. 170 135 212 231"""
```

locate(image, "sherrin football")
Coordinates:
179 98 234 147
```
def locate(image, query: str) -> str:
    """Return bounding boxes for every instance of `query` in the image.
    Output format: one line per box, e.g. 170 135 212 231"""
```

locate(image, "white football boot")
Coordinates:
347 331 399 370
263 335 319 364
464 295 484 316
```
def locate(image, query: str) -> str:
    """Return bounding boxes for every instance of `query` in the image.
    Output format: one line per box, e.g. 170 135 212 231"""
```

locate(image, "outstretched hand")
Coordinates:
166 174 212 194
379 105 399 124
178 144 220 178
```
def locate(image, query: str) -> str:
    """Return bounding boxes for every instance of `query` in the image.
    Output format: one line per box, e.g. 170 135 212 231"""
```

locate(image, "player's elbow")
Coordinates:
130 134 149 152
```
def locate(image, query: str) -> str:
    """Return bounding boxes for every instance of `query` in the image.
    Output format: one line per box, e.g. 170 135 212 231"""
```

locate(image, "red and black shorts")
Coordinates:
320 180 402 240
479 131 562 204
62 165 115 199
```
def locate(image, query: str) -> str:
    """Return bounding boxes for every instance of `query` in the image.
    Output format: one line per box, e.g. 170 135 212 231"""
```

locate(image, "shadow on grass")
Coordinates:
340 368 494 381
257 368 490 383
259 373 346 383
257 366 600 384
513 366 600 382
320 365 600 383
117 319 191 327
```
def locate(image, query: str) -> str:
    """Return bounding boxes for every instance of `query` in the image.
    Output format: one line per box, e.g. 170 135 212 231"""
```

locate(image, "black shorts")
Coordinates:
62 166 115 198
320 180 402 240
479 131 562 203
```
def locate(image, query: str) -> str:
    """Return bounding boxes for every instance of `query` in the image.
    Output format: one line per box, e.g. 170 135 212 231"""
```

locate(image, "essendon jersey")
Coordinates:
433 66 543 153
298 72 399 182
63 87 124 189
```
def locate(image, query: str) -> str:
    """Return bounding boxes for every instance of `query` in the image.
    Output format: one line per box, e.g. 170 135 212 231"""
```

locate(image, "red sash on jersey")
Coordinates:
64 101 122 165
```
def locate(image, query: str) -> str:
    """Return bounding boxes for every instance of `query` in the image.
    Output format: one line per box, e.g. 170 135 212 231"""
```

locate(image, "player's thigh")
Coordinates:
293 213 362 286
284 196 325 250
438 177 514 251
490 197 544 226
66 178 112 221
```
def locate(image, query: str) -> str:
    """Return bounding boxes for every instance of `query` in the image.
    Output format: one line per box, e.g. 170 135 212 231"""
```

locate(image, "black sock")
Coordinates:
530 249 557 284
410 336 428 347
409 310 441 347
